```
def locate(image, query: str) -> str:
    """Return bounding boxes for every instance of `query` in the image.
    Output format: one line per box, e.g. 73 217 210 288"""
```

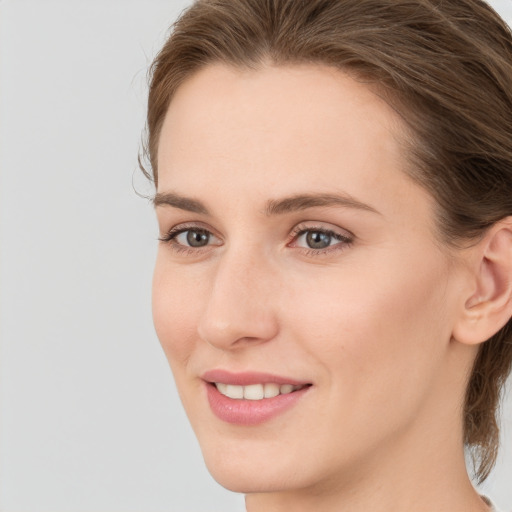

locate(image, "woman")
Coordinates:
142 0 512 510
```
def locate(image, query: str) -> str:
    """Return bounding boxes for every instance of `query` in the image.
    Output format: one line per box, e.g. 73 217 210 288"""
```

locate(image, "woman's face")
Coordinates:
153 64 472 494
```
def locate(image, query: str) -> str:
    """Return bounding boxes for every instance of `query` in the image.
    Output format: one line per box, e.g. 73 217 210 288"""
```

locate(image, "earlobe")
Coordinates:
452 217 512 346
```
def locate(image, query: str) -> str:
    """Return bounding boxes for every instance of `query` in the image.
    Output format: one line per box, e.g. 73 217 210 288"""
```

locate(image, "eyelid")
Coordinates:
159 222 222 248
158 221 354 256
290 222 354 240
287 222 354 253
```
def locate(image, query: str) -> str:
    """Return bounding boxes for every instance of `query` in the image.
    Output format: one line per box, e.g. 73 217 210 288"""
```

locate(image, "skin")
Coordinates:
152 63 493 512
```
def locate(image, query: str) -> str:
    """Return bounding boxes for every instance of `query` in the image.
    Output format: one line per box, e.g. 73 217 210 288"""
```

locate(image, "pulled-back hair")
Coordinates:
142 0 512 482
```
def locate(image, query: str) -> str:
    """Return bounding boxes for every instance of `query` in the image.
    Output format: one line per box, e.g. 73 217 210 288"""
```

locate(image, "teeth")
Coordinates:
280 384 294 395
215 382 305 400
216 382 228 395
244 384 264 400
225 384 244 399
264 383 280 398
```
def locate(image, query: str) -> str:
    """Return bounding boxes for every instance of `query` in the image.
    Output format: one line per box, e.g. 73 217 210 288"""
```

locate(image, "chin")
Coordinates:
204 460 296 494
199 441 317 495
208 468 273 494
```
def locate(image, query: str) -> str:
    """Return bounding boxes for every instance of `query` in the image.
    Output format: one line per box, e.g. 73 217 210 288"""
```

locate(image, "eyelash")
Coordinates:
158 224 214 255
158 223 354 257
289 224 354 256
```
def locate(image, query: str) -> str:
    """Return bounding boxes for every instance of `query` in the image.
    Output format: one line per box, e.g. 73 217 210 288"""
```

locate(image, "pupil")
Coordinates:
306 231 331 249
187 230 209 247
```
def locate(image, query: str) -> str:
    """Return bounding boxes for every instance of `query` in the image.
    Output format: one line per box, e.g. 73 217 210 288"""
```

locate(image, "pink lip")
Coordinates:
202 369 309 386
202 370 312 426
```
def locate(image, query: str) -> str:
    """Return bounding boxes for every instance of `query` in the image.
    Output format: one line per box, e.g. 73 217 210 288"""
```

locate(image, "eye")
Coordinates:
176 229 211 247
290 225 353 253
300 230 335 249
159 225 222 251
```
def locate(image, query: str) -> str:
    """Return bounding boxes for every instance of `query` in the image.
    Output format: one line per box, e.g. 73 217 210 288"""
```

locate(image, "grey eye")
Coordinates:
305 231 332 249
165 227 222 250
185 230 210 247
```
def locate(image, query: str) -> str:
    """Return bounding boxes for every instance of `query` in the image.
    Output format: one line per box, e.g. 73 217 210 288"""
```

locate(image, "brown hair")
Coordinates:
141 0 512 482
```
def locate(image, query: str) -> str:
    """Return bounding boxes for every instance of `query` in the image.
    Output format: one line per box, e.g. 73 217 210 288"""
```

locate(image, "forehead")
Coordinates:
158 63 404 170
156 63 430 222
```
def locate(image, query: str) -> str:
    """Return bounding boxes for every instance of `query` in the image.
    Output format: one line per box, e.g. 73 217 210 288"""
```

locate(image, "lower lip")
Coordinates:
205 383 310 426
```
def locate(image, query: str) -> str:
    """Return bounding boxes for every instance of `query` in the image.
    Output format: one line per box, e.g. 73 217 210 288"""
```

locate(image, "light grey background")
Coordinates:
0 1 511 511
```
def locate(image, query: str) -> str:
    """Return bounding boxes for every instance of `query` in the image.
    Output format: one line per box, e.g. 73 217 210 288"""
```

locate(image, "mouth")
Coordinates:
213 382 309 400
202 370 312 425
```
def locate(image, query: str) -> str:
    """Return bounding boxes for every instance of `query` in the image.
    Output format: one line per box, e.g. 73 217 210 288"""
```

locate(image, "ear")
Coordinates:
452 217 512 346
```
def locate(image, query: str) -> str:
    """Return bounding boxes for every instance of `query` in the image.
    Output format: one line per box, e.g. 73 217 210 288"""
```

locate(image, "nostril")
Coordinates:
198 314 279 350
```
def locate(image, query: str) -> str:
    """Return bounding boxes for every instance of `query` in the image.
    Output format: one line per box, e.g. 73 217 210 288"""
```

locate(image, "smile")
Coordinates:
214 382 307 400
203 371 312 425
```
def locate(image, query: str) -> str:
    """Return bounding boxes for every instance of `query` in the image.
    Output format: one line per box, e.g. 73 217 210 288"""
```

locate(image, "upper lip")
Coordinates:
202 369 310 386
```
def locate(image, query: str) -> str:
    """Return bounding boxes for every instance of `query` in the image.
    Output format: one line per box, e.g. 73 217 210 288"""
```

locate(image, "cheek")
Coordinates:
152 254 203 370
287 249 452 399
274 250 455 467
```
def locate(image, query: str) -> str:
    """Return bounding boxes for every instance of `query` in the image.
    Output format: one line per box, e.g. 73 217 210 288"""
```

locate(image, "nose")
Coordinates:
197 248 280 350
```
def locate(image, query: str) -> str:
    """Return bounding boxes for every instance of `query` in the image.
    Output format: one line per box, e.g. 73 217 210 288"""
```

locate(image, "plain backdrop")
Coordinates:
0 1 511 511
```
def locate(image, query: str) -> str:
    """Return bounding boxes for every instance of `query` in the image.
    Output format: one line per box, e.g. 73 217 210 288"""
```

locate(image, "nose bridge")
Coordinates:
197 244 279 349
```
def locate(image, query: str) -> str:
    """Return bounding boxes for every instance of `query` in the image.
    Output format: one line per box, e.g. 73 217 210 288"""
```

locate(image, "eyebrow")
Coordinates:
264 193 380 216
153 191 380 216
153 192 209 214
